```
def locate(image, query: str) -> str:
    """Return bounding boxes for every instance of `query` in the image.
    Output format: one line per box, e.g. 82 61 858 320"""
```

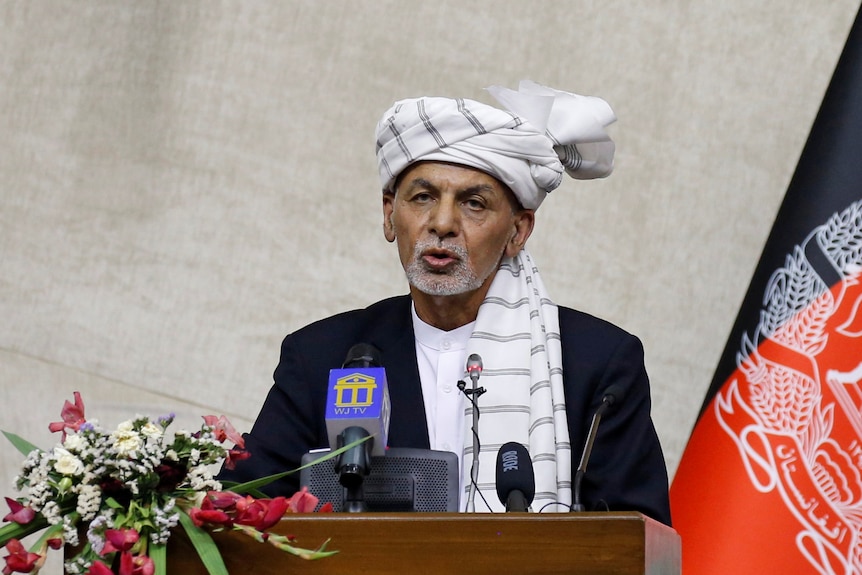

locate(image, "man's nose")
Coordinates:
428 198 459 238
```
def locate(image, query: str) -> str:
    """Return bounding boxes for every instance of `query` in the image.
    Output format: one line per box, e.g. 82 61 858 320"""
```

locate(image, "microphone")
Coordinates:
495 442 535 512
571 384 625 512
466 354 483 384
325 343 391 511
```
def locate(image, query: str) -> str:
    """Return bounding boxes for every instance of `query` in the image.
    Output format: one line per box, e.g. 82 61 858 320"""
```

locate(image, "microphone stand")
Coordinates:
461 355 485 512
336 426 373 513
572 386 620 512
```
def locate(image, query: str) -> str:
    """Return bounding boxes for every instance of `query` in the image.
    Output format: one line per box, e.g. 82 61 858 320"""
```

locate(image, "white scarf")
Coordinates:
462 249 571 512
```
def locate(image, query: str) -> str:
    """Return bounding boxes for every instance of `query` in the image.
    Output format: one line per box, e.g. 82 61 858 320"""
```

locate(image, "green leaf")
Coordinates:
0 515 49 546
225 436 372 495
178 510 229 575
29 522 65 552
1 431 41 457
150 538 167 575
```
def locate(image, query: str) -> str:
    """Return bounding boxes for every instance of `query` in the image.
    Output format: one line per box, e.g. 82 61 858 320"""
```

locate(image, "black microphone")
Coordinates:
571 384 625 512
495 442 535 512
342 343 381 369
325 343 391 512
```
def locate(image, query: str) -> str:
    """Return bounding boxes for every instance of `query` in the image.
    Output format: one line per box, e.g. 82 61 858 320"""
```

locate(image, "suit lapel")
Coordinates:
365 296 430 449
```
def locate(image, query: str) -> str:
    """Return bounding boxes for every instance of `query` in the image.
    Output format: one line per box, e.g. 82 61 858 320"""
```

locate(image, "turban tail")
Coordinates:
375 80 616 210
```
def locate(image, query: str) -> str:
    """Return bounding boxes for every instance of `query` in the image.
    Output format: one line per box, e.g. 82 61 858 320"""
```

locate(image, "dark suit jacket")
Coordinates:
219 295 671 525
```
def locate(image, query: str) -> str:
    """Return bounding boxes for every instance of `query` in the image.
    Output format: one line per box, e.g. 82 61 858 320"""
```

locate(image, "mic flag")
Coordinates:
495 442 535 512
325 344 391 457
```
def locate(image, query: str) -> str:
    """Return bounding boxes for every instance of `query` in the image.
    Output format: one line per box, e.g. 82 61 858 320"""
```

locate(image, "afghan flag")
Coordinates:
670 8 862 575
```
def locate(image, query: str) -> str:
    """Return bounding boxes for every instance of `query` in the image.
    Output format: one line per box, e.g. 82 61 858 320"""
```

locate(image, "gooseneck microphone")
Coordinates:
325 343 391 512
459 353 486 512
495 442 535 512
466 354 483 384
571 384 625 512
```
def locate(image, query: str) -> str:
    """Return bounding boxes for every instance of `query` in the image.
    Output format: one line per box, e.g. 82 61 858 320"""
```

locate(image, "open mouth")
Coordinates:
421 249 459 270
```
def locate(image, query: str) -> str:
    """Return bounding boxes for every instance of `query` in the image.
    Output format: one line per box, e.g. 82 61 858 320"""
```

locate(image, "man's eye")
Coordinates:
464 199 485 210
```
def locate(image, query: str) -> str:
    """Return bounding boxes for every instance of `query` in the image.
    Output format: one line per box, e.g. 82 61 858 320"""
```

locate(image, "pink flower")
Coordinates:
287 487 319 514
201 415 245 449
2 498 35 525
48 392 86 437
2 538 41 574
100 528 139 556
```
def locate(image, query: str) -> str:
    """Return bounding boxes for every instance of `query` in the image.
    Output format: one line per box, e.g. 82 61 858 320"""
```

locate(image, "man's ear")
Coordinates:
505 209 535 257
382 192 396 243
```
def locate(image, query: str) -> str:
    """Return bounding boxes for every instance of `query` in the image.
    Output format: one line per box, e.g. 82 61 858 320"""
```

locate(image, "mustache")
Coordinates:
412 238 468 260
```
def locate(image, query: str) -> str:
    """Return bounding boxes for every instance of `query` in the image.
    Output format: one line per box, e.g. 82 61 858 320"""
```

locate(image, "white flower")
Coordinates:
165 449 179 461
115 419 134 433
63 433 87 452
42 500 62 525
140 421 163 439
112 430 142 455
53 447 85 476
75 484 102 521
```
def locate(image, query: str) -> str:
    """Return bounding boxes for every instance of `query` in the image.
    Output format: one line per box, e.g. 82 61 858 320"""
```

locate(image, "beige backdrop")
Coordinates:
1 0 860 551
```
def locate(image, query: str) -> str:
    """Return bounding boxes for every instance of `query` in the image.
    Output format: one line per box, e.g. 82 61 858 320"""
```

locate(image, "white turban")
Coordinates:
375 80 616 210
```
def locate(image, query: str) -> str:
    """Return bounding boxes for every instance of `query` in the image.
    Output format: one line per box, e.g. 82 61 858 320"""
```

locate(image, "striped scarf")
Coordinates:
463 249 571 512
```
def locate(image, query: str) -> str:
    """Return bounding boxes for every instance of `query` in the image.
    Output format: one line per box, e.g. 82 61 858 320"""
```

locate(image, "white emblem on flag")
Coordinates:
716 200 862 575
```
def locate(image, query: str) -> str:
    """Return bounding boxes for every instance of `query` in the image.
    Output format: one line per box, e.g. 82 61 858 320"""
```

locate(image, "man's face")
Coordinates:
382 162 534 297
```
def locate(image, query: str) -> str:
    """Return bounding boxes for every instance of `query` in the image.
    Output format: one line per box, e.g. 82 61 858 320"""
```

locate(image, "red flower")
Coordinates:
223 447 251 470
188 507 233 528
2 498 35 525
190 491 290 531
202 490 243 511
110 552 154 575
2 538 41 574
117 552 134 575
201 415 245 449
154 461 187 492
234 496 288 531
287 487 319 514
318 502 334 513
86 560 114 575
48 392 86 437
100 528 139 556
129 554 154 575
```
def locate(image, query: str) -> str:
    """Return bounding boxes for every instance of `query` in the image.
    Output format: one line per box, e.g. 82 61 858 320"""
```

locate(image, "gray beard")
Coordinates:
404 239 486 296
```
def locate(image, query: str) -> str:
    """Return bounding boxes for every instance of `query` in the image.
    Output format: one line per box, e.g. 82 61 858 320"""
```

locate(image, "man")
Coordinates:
220 81 671 525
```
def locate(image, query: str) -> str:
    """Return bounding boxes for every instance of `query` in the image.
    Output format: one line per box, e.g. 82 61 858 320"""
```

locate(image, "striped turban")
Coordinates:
375 80 616 210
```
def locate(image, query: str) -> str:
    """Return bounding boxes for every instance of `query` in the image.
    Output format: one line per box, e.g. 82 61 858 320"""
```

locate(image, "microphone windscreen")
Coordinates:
343 343 383 368
602 383 626 407
495 442 535 506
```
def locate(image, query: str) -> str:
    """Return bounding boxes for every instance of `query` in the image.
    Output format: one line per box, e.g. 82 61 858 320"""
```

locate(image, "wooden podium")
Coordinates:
169 512 680 575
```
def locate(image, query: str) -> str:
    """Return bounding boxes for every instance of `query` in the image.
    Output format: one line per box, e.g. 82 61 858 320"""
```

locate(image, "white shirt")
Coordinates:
411 303 472 495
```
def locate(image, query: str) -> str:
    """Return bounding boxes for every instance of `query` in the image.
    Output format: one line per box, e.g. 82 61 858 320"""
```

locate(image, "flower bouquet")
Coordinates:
0 392 337 575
